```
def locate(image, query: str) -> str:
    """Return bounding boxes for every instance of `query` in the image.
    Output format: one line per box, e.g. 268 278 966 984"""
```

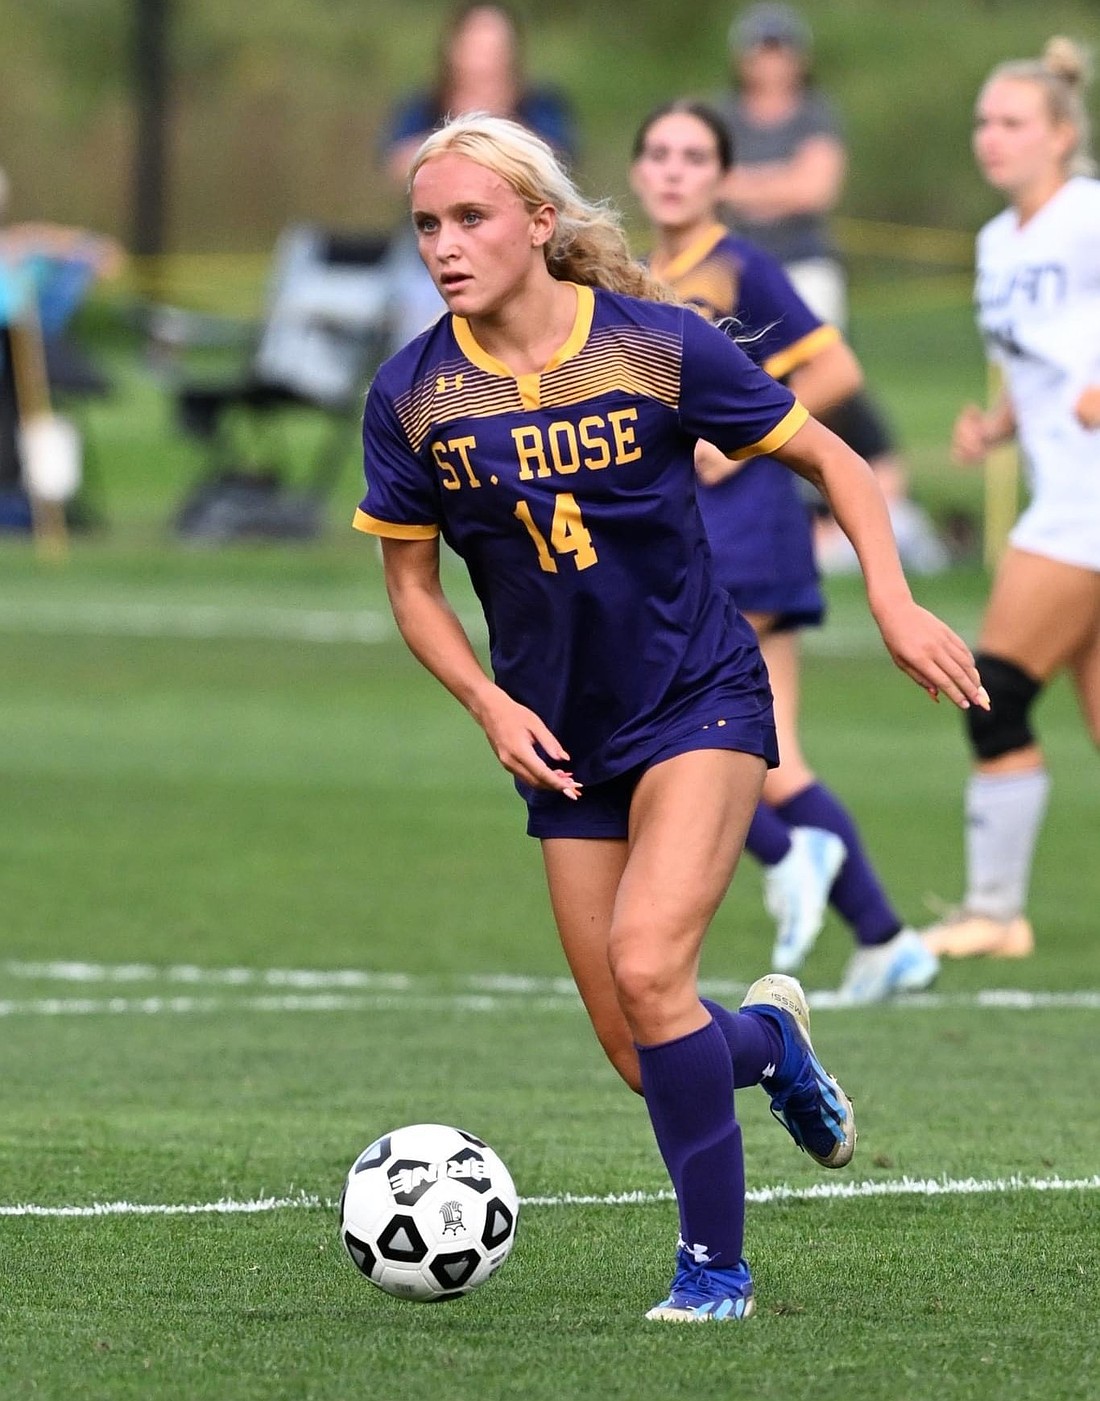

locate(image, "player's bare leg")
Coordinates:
541 837 636 1087
751 626 846 970
608 748 762 1043
1067 602 1100 749
926 551 1100 957
541 749 764 1088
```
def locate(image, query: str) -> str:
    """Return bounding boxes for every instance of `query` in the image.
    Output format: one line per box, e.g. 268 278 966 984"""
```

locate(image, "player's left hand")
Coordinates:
873 598 989 712
693 439 749 486
1073 385 1100 430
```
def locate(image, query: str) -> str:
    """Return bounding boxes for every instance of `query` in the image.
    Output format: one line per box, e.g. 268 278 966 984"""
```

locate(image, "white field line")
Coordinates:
2 990 1099 1019
3 961 421 990
2 961 1098 1015
0 994 582 1017
0 598 898 657
0 600 396 645
2 1174 1097 1219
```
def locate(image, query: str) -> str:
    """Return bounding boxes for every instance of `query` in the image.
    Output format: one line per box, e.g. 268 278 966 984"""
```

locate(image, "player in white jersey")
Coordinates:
924 37 1100 960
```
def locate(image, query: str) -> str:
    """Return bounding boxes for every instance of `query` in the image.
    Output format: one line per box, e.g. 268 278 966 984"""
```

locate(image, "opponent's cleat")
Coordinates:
740 973 856 1168
765 827 847 974
922 911 1034 959
837 928 940 1004
645 1247 755 1322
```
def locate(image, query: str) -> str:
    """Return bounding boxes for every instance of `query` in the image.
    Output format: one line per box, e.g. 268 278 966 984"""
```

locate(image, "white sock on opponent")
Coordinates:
964 768 1051 919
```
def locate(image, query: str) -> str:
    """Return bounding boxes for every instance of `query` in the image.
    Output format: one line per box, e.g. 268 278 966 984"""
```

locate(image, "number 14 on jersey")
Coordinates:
514 493 598 572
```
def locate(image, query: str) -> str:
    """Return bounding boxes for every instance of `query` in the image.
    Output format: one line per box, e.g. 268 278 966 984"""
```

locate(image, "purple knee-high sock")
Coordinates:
777 782 901 947
701 998 784 1088
635 1019 745 1267
744 803 793 865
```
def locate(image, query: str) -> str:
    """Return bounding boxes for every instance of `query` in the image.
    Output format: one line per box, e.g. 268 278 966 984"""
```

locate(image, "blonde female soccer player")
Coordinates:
924 37 1100 960
354 112 985 1320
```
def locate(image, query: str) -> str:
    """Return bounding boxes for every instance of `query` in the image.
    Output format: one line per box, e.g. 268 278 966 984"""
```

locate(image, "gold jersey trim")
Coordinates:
539 325 681 411
393 294 681 449
352 508 438 540
762 324 840 381
450 283 596 411
395 363 523 454
649 224 729 286
727 401 810 461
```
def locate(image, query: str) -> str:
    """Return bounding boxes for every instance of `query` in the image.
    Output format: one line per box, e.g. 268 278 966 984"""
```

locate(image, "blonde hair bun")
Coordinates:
1041 35 1091 90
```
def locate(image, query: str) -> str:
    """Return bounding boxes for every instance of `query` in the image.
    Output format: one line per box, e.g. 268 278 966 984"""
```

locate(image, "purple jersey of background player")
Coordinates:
356 284 806 785
662 222 835 627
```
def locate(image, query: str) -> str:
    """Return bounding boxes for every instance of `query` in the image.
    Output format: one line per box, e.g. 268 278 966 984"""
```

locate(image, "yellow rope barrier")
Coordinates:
983 362 1018 571
103 214 976 311
833 215 975 268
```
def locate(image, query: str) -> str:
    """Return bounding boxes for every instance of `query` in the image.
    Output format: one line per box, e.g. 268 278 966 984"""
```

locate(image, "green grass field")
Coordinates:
1 293 1098 1399
2 542 1098 1401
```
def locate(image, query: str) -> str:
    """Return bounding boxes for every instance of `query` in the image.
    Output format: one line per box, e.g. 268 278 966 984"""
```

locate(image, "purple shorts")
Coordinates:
522 691 778 840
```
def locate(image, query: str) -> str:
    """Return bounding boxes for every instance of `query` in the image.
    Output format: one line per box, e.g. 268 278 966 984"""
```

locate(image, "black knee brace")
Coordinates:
966 653 1043 760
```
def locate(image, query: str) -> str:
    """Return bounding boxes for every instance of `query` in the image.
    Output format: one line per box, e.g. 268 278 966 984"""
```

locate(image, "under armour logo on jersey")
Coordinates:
678 1236 713 1265
436 373 464 394
762 1062 777 1080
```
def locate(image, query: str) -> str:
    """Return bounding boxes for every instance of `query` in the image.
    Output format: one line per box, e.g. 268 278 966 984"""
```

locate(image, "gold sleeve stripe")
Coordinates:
352 508 438 539
762 325 840 380
727 402 810 461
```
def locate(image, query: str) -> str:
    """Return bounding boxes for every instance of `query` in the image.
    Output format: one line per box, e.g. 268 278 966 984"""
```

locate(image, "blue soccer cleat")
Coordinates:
765 827 847 974
837 928 940 1004
645 1246 756 1322
740 973 856 1168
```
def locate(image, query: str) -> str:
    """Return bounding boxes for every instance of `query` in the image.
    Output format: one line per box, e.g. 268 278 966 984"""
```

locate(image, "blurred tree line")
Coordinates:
0 0 1096 256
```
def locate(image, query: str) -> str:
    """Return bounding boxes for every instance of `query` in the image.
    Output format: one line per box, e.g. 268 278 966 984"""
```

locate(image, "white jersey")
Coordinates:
975 176 1100 569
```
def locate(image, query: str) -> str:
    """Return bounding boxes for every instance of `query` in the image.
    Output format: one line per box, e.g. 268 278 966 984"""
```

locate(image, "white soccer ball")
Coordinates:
339 1122 519 1302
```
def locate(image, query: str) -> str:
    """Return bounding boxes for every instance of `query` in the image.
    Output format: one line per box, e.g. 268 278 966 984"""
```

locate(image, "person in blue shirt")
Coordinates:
0 168 122 511
381 3 575 184
631 99 941 1003
355 112 986 1322
379 2 576 351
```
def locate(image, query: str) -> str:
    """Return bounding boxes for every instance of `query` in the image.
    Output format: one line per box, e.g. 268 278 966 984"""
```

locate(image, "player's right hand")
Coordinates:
873 597 989 713
476 687 582 798
1073 384 1100 430
951 404 990 465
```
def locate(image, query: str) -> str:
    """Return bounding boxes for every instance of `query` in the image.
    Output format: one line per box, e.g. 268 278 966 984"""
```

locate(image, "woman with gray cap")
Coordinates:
716 3 949 575
717 3 844 320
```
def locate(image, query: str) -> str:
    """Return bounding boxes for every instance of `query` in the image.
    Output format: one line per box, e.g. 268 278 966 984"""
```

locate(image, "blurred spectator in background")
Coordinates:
715 3 949 574
0 166 124 345
0 165 123 523
379 1 577 350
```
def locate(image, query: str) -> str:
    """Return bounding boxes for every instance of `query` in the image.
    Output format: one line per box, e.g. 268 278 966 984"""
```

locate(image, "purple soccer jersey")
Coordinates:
656 222 835 377
659 224 831 624
355 284 805 784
